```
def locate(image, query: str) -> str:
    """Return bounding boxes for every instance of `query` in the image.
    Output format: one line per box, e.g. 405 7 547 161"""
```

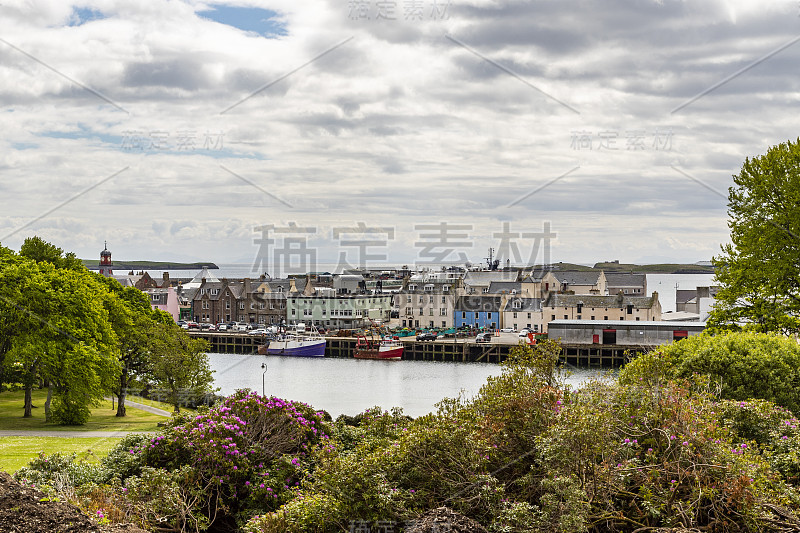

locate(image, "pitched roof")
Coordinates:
551 271 603 286
506 297 542 312
605 273 646 287
455 295 504 312
487 281 521 294
462 271 518 286
545 293 657 309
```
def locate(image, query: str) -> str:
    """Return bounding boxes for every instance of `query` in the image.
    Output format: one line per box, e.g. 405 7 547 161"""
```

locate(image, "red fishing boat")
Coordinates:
353 334 404 360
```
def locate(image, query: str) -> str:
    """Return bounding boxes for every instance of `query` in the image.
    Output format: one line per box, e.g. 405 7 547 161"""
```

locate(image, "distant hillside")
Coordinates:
591 262 715 274
531 262 715 274
82 260 218 271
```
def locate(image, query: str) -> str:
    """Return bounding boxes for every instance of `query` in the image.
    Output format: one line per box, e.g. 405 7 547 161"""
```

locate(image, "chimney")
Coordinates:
163 272 170 284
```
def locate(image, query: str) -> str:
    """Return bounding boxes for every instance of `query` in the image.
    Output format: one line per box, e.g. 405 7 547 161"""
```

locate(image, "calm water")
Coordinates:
208 353 606 418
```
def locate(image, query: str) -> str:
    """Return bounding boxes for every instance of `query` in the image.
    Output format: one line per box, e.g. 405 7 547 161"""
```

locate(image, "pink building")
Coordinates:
145 287 180 322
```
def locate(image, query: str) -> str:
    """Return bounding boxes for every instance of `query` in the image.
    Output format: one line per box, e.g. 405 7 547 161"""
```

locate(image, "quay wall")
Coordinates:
190 332 649 368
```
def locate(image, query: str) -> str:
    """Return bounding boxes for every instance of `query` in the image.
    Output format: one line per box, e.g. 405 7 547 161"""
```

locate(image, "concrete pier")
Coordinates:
190 332 645 367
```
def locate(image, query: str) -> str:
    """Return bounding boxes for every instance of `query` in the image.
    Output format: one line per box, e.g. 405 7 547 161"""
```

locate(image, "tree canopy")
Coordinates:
709 138 800 334
0 237 214 424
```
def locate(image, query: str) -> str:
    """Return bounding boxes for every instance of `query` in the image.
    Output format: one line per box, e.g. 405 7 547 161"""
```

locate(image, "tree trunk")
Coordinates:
116 373 128 417
44 382 53 422
23 383 33 418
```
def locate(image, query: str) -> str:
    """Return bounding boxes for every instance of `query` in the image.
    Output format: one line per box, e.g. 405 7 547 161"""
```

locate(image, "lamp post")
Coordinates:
261 362 267 397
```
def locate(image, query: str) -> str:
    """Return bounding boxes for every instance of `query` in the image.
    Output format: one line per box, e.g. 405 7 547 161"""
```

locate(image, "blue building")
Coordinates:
455 296 503 329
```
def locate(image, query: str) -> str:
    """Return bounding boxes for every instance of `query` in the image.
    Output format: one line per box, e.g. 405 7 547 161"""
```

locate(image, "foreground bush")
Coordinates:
620 331 800 413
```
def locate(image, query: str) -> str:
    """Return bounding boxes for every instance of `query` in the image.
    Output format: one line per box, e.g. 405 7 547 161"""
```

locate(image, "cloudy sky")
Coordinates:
1 0 798 273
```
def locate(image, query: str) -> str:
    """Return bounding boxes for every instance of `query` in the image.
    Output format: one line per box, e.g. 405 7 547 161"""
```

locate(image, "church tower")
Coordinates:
99 242 113 277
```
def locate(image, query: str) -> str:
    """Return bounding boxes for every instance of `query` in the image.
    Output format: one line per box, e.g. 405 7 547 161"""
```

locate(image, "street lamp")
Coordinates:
261 362 267 397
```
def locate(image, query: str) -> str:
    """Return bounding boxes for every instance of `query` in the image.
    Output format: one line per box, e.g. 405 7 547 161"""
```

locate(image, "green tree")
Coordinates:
95 275 160 417
0 250 119 423
709 139 800 334
620 331 800 414
19 236 84 271
149 324 214 413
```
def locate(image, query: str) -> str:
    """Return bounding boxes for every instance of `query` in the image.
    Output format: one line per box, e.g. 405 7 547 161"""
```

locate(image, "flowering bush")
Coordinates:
130 389 329 530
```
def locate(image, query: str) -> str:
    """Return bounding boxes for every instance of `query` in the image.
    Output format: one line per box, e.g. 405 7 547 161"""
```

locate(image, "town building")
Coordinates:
455 295 504 329
541 292 662 333
605 273 647 296
548 319 705 346
501 297 544 332
394 271 463 329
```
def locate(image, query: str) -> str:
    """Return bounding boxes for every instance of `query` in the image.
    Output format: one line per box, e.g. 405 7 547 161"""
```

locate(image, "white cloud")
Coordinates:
0 0 796 266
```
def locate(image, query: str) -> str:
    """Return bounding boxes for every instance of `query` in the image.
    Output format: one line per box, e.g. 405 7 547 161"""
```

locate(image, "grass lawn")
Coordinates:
0 389 166 432
0 436 123 473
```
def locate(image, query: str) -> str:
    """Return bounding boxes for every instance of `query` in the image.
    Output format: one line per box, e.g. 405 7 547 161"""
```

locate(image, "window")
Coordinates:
442 321 447 328
259 302 265 309
202 301 209 309
406 307 412 315
429 295 434 303
429 308 433 316
513 300 522 309
211 289 219 296
551 314 555 320
443 286 449 292
440 308 447 316
475 312 479 319
636 317 640 321
604 316 608 320
462 312 466 319
577 315 581 319
270 302 275 309
239 302 245 310
513 312 517 318
419 307 424 315
482 287 489 293
591 315 595 320
200 289 206 295
527 313 531 319
409 284 417 291
225 301 230 309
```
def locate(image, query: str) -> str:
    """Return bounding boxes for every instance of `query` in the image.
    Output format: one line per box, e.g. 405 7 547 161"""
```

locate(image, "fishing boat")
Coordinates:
260 323 326 357
353 334 404 360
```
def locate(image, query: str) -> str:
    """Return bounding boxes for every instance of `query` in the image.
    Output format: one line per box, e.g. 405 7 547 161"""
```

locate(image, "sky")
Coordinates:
1 0 798 275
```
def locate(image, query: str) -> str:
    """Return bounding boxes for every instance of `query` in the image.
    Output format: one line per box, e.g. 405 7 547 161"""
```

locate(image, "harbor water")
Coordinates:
208 353 607 418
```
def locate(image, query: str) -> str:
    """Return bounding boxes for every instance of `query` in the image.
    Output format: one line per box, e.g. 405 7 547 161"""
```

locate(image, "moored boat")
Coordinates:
353 335 404 360
263 323 326 357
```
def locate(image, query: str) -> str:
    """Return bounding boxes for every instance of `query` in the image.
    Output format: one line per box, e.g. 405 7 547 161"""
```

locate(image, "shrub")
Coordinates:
620 331 800 414
135 389 330 530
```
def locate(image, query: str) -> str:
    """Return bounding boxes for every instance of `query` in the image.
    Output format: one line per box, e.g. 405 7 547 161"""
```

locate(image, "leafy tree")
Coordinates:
94 275 160 417
709 139 800 334
19 236 84 271
620 331 800 413
0 248 119 423
149 323 214 413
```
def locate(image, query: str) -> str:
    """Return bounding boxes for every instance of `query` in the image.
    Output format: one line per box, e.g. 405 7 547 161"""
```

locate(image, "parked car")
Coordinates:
500 327 515 333
519 329 531 337
217 324 228 332
207 324 216 331
475 332 493 343
416 332 438 341
200 323 213 330
248 328 268 336
187 321 200 330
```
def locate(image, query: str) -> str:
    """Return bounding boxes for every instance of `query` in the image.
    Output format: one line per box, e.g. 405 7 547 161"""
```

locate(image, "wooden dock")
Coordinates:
190 332 647 367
